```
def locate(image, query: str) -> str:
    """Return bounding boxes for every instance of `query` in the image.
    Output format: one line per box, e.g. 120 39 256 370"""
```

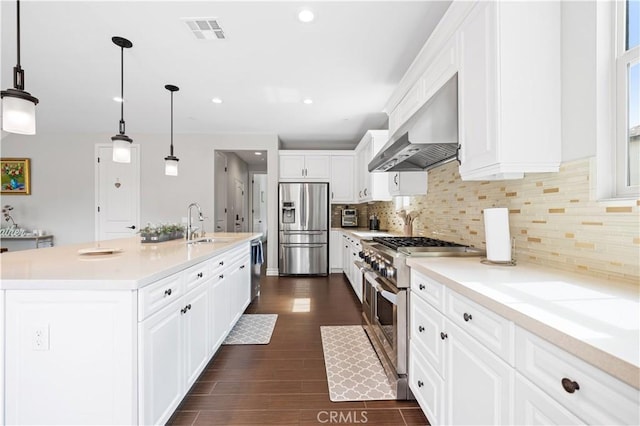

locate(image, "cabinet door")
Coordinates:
304 155 330 179
237 259 251 314
210 273 230 353
329 230 343 271
279 155 305 178
515 373 585 425
183 284 210 389
457 2 499 176
445 320 514 425
330 155 355 203
139 300 183 426
342 234 351 276
410 341 445 426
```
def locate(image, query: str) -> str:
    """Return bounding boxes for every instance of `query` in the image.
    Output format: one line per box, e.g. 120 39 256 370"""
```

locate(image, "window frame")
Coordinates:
614 0 640 197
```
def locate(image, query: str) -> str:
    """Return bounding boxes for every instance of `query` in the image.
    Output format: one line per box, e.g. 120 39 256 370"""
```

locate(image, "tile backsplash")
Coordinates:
367 158 639 284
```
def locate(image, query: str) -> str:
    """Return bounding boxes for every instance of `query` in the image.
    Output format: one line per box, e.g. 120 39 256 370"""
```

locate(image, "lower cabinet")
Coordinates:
515 372 584 425
209 272 230 352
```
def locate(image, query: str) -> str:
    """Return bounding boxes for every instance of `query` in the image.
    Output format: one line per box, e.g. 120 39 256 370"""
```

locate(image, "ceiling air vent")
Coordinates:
183 18 226 40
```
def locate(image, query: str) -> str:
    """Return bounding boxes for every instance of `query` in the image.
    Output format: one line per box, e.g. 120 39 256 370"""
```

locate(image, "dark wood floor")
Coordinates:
168 272 428 425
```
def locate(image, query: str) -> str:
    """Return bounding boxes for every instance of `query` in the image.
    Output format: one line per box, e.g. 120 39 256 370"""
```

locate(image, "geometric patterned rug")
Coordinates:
320 325 397 401
223 314 278 345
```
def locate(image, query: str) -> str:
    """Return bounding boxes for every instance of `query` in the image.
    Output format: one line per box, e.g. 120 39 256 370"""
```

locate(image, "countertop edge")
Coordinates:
407 259 640 390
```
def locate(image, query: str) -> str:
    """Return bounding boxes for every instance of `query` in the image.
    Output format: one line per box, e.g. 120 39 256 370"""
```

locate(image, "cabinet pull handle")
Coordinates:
197 272 203 278
456 144 462 165
164 288 172 297
180 307 187 314
419 284 425 290
187 304 192 310
561 378 580 394
219 274 224 279
418 325 425 333
240 265 245 269
394 174 398 185
417 380 424 388
440 332 448 340
364 188 368 196
463 312 473 322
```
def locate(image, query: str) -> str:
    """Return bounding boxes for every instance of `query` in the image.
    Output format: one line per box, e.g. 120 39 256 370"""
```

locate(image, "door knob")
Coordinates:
126 225 136 230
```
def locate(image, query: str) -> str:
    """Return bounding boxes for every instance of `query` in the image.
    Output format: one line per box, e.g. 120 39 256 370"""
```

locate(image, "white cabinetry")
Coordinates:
279 152 330 180
330 154 356 203
341 232 363 301
330 230 343 273
355 130 391 202
515 373 584 425
388 171 427 196
409 270 513 425
457 1 561 180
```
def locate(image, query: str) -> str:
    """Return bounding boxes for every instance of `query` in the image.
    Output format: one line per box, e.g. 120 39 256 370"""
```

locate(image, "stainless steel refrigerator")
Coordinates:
278 182 329 276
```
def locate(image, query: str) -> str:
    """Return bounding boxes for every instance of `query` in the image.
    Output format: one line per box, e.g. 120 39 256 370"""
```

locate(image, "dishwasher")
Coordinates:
250 239 263 300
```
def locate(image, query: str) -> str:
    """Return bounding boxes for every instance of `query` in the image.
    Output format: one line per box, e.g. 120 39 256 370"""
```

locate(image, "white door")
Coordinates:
95 144 140 241
251 174 267 240
214 152 228 233
232 179 244 232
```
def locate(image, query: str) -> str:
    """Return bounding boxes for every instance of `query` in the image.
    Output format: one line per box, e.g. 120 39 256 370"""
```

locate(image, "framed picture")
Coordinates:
1 158 31 195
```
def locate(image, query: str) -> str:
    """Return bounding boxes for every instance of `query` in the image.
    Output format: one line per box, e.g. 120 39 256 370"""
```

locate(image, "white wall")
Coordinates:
0 131 280 272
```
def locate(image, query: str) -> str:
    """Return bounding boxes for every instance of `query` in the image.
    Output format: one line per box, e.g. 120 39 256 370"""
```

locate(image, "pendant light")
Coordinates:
111 36 133 163
164 84 180 176
1 0 39 135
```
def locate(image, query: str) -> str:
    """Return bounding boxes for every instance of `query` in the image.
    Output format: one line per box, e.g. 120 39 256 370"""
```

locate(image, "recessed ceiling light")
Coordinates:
303 98 313 105
211 97 223 104
113 96 124 102
298 9 315 23
254 152 262 156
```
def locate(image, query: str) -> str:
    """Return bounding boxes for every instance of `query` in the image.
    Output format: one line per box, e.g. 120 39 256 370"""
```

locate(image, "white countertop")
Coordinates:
332 228 398 239
406 257 640 389
0 232 261 291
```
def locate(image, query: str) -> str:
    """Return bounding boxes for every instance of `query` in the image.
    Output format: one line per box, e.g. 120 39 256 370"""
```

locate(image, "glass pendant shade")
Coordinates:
1 91 36 134
112 135 132 163
165 156 179 176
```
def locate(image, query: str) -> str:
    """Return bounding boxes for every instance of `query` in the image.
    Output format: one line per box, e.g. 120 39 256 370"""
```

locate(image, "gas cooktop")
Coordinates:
371 236 485 257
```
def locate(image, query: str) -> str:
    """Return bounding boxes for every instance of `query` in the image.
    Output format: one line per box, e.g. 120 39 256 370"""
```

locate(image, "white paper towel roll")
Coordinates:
484 208 511 262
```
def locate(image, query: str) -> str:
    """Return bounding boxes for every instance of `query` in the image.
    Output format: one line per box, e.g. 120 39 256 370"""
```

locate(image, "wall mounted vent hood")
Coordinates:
369 74 459 172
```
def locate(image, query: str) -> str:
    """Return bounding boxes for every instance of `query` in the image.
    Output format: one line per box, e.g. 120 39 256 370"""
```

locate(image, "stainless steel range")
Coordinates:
357 236 484 399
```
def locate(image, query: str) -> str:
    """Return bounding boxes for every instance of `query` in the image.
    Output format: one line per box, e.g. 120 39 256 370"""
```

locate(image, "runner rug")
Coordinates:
320 325 397 401
223 314 278 345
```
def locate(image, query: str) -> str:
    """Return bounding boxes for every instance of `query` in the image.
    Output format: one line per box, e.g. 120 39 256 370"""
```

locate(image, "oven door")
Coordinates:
372 276 399 371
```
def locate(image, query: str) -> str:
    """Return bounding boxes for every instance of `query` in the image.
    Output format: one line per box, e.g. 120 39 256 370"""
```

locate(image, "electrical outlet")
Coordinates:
32 324 50 351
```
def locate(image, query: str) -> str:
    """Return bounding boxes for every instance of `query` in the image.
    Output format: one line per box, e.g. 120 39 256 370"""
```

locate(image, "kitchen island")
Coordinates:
0 232 261 425
406 257 639 425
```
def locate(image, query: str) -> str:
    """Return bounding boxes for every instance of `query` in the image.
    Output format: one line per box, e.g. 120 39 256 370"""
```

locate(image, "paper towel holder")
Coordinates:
481 237 517 266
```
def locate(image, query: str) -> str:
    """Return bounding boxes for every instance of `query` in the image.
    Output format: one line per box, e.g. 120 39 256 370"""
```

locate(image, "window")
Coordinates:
615 0 640 196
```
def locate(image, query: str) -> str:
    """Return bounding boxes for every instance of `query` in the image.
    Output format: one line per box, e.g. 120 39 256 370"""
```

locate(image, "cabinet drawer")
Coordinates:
138 272 184 321
515 372 584 425
410 293 446 377
515 327 640 426
411 270 445 312
409 341 444 426
184 259 212 293
445 290 514 365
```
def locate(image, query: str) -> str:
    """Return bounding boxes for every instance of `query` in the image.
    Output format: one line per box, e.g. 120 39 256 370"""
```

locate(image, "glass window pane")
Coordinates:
628 61 639 186
627 0 639 50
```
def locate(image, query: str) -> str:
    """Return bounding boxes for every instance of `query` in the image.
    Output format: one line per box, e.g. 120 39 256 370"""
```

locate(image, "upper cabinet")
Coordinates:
355 130 391 203
389 171 427 197
330 154 356 203
457 1 561 180
279 152 330 180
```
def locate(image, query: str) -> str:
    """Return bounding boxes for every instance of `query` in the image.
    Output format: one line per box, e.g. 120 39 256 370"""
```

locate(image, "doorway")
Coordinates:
94 144 140 241
251 173 268 241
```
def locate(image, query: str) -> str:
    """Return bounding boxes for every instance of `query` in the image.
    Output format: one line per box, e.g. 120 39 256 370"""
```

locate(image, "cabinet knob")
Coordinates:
219 261 224 266
164 288 172 297
240 265 245 269
180 307 187 314
417 380 424 388
463 312 473 322
561 378 580 394
440 332 448 340
197 272 203 278
419 284 425 290
187 304 192 310
219 274 224 279
418 325 425 333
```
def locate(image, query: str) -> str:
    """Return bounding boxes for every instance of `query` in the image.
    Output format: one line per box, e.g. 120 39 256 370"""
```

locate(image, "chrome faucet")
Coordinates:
187 203 204 241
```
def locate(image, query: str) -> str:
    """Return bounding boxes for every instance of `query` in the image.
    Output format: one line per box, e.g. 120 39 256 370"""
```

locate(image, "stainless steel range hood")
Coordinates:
369 74 459 172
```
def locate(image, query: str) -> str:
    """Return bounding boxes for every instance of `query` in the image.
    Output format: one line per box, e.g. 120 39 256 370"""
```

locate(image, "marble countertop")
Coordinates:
406 257 640 389
0 232 261 291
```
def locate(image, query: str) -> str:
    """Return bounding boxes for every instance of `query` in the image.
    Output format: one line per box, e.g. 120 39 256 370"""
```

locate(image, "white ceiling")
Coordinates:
0 1 451 149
